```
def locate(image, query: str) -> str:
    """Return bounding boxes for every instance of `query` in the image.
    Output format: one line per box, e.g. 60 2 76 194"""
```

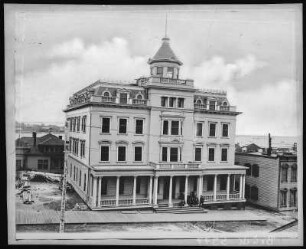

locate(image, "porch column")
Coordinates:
153 176 159 206
133 176 137 205
148 176 153 204
196 176 201 199
239 174 243 199
92 176 97 207
200 175 204 197
116 176 120 206
213 174 218 202
97 177 102 207
232 175 236 191
242 174 246 199
226 174 230 200
184 175 189 206
169 176 173 207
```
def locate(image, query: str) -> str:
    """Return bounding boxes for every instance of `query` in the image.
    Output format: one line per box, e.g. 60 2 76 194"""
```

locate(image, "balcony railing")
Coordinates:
100 198 149 207
194 104 237 112
150 162 202 170
101 96 116 103
97 96 147 106
132 99 148 105
148 76 194 86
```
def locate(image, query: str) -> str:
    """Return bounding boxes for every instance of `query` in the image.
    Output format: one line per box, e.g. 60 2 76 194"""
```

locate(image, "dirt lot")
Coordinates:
16 181 85 212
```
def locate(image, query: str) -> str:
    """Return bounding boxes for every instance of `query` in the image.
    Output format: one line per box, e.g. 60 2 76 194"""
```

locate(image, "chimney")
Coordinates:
32 132 37 147
267 133 272 156
59 136 62 140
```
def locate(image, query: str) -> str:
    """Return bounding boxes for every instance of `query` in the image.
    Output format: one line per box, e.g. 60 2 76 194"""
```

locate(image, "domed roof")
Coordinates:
148 37 183 66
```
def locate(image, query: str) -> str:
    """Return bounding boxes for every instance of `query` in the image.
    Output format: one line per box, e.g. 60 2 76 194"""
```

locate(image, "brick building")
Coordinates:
16 132 65 174
235 153 297 211
64 35 247 211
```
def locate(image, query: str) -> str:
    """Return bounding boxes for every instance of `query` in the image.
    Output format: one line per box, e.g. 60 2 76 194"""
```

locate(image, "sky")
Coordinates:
11 5 302 136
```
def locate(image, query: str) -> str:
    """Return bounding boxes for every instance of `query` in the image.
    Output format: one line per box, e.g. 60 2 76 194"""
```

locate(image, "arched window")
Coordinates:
281 164 289 182
252 164 259 177
223 101 228 106
136 94 143 100
103 91 111 97
250 186 258 201
196 99 202 105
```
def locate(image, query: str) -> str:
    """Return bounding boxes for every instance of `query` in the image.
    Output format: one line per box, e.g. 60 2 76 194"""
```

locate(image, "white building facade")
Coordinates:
64 36 247 210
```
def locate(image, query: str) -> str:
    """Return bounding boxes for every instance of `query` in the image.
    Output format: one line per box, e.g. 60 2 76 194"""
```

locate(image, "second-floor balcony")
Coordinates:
150 162 202 170
194 103 237 112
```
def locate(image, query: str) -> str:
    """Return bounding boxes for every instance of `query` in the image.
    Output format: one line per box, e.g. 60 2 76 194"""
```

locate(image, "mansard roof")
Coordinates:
148 37 183 66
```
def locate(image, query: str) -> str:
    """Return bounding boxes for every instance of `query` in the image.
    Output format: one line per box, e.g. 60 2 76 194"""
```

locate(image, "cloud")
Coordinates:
182 54 267 90
16 37 148 124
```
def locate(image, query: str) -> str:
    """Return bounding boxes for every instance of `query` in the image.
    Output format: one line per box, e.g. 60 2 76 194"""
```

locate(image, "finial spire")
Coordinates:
165 13 168 38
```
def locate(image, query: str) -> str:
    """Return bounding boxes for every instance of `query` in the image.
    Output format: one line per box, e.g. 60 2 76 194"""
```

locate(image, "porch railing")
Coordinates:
100 198 149 207
203 193 241 202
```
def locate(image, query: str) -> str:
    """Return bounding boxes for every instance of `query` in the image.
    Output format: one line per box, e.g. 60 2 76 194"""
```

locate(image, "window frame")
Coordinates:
177 98 184 108
194 147 202 162
135 119 144 135
170 147 179 162
209 122 217 137
222 123 229 138
196 122 203 137
117 145 127 162
118 118 128 134
101 117 111 134
208 147 215 162
221 147 228 162
100 145 110 162
134 146 143 162
119 93 128 104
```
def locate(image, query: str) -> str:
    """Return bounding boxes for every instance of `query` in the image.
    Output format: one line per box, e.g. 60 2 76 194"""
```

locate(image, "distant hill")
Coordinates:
15 122 65 133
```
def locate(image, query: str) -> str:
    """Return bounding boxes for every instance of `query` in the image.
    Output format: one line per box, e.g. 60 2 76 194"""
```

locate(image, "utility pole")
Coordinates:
59 127 68 233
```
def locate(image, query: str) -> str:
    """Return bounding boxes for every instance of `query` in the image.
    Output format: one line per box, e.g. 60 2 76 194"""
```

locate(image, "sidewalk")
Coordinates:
16 209 266 225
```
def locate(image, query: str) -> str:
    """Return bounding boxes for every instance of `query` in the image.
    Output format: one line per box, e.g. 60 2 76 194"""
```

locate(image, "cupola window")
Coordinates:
157 67 163 77
167 67 174 78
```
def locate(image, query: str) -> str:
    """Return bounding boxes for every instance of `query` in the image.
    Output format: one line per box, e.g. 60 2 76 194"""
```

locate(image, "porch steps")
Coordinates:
154 206 207 214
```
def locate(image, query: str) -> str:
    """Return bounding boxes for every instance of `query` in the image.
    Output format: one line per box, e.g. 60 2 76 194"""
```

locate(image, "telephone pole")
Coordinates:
59 128 68 233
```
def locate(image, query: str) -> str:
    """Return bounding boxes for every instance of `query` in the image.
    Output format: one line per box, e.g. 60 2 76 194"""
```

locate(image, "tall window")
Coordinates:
195 147 202 162
102 117 110 133
120 93 128 104
157 67 163 76
81 115 87 132
135 119 143 134
161 97 168 107
80 140 85 158
118 146 126 162
209 101 216 110
222 124 229 137
207 176 214 191
221 148 228 162
79 170 82 186
209 123 216 137
178 98 184 108
76 116 81 132
119 119 127 134
163 120 169 135
250 186 259 201
119 179 124 194
280 189 287 207
290 189 297 207
16 160 22 169
220 175 227 191
208 148 215 162
252 164 259 177
38 159 48 170
170 148 178 162
101 179 107 195
245 163 252 176
136 178 141 194
69 163 72 178
83 174 87 191
167 67 174 78
291 164 297 182
281 165 288 182
171 121 179 135
162 147 167 162
245 184 250 199
101 146 109 162
134 147 142 162
169 97 176 108
196 123 203 137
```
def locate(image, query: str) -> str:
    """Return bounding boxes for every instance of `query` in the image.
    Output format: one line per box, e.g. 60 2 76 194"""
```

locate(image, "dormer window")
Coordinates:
103 91 110 97
136 94 143 100
120 93 128 104
196 99 202 105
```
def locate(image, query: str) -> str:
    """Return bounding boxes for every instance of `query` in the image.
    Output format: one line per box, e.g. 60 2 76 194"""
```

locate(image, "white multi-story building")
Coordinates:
64 36 247 210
